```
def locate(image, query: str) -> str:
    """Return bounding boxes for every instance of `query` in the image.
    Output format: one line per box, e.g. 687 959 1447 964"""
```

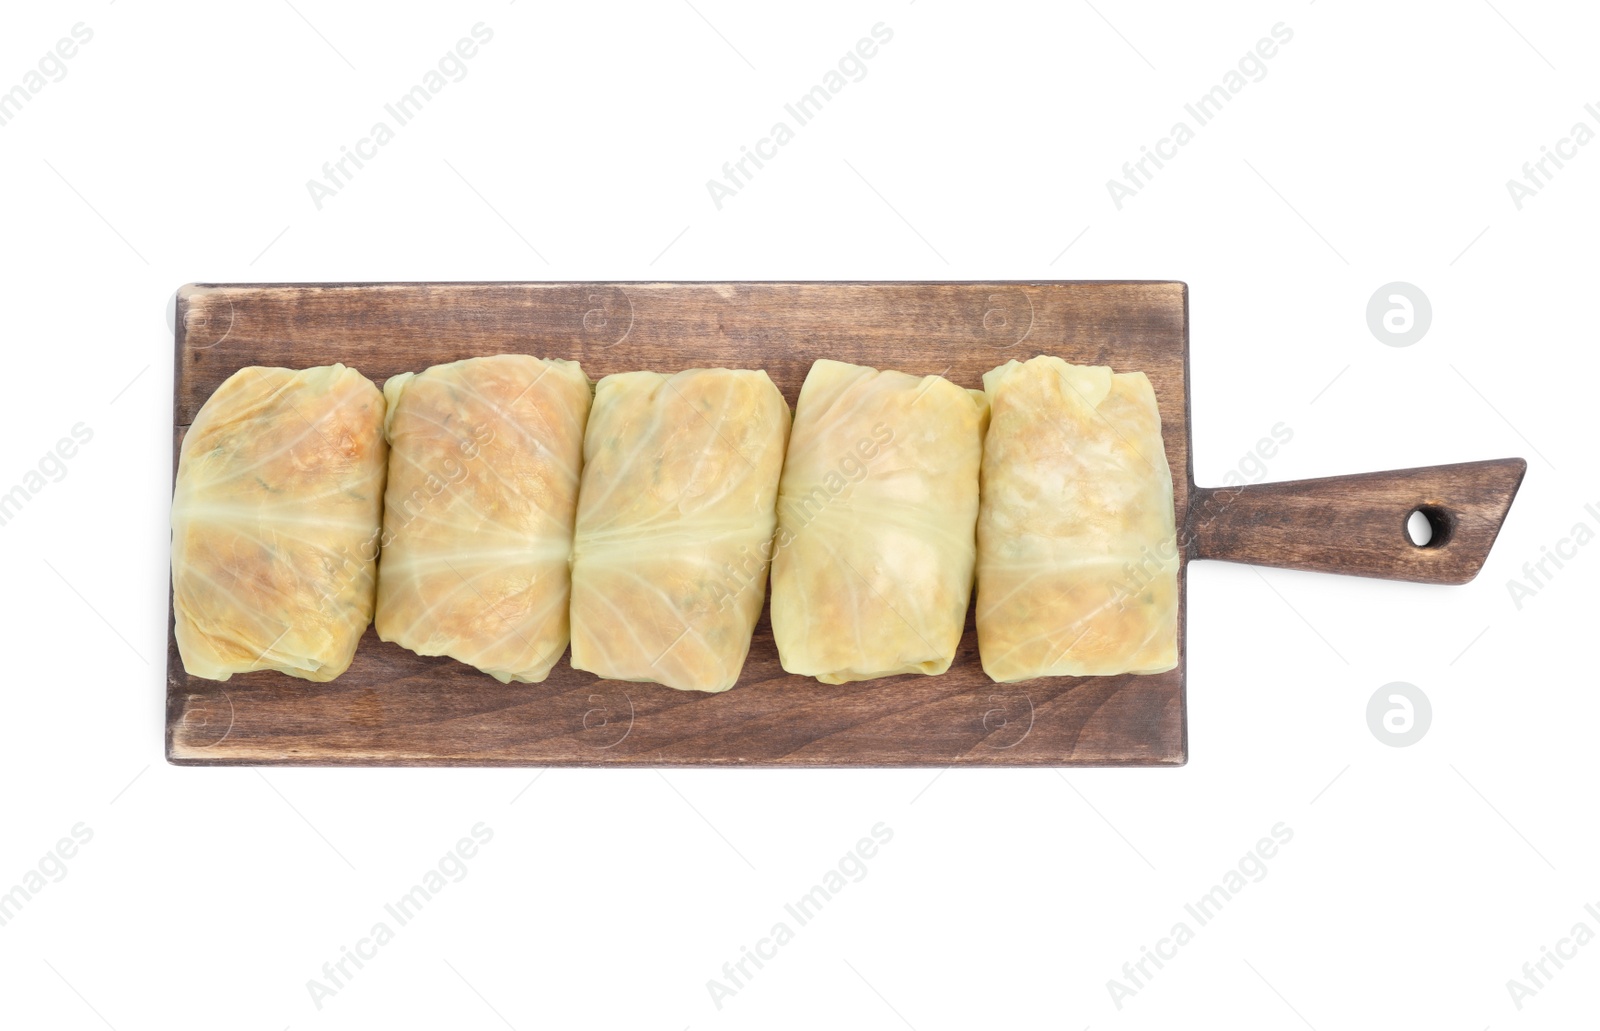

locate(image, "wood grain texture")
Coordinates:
169 282 1190 766
165 281 1524 767
1187 459 1527 584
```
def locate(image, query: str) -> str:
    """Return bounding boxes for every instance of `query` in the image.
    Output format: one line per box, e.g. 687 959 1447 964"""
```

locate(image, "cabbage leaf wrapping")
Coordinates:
770 359 987 683
375 355 591 683
171 364 387 682
977 356 1178 682
569 369 790 693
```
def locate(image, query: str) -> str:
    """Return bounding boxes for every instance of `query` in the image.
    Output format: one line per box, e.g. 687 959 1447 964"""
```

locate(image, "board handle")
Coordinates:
1185 458 1527 585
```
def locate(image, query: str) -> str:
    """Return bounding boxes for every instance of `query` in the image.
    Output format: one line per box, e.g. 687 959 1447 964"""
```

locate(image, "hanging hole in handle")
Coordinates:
1406 505 1454 548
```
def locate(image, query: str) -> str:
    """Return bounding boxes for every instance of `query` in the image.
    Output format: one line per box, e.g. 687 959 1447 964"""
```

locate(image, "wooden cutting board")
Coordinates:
166 282 1525 766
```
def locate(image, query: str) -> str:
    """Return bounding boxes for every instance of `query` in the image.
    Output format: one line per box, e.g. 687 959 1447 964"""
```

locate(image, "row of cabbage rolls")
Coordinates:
171 356 1179 691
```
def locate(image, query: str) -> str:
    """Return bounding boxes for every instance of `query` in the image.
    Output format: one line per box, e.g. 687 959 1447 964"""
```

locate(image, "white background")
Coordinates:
1 0 1596 1027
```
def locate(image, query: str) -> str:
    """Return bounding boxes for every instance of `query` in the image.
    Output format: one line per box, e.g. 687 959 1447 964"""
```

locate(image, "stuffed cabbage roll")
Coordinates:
171 364 387 682
977 356 1178 682
569 369 789 693
770 359 987 683
375 355 590 683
